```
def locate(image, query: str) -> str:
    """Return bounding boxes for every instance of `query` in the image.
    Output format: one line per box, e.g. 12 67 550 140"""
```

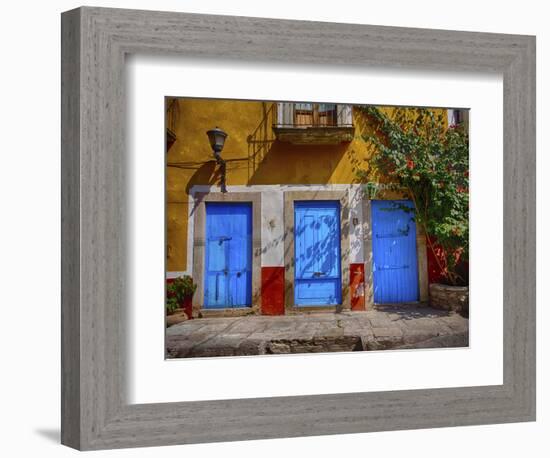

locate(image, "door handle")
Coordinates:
313 271 325 277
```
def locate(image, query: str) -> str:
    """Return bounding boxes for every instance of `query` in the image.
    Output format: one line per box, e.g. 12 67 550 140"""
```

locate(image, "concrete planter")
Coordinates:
166 309 189 327
429 283 469 314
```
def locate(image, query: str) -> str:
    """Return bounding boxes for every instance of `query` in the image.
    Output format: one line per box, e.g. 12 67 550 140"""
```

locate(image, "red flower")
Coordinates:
407 160 414 170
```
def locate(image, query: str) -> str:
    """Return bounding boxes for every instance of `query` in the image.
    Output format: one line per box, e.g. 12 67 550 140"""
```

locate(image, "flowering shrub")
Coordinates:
360 106 469 286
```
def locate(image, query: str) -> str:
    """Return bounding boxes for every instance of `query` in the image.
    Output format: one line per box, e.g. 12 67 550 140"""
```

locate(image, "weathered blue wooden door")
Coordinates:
204 202 252 308
371 200 419 303
294 201 342 306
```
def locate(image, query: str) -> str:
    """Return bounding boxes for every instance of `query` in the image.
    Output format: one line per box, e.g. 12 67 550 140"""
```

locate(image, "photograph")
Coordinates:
165 98 470 358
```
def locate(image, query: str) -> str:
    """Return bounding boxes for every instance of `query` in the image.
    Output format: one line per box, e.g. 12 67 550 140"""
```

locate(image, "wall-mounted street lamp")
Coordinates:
206 126 228 193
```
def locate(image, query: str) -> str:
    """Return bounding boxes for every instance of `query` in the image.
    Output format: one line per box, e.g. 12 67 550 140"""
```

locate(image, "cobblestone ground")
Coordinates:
166 305 469 358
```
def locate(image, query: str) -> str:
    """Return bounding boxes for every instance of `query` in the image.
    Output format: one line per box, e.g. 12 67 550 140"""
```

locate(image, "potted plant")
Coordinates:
359 106 469 314
166 275 197 319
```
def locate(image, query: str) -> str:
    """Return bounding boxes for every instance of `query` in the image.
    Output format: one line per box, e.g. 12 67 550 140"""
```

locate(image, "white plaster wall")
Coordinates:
348 184 365 264
260 189 285 266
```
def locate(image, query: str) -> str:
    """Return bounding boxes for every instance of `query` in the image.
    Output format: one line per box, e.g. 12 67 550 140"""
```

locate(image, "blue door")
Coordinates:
371 200 419 303
204 202 252 308
294 201 342 306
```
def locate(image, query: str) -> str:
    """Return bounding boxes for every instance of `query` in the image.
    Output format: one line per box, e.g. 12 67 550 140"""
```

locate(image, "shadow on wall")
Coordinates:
184 160 218 195
184 161 218 217
248 141 349 185
293 214 340 279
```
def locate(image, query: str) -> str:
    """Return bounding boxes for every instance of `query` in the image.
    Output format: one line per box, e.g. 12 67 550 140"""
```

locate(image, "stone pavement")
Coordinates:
166 305 469 358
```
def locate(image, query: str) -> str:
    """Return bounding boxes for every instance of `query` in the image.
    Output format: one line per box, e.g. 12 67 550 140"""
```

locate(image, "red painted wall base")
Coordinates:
426 237 469 285
170 263 368 315
261 266 285 315
350 263 366 311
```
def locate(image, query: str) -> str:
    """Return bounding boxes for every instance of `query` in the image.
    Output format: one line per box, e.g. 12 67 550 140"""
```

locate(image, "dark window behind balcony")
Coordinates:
293 103 338 127
273 103 354 144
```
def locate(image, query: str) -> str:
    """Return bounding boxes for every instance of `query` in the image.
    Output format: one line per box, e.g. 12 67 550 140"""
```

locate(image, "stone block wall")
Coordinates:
429 283 469 314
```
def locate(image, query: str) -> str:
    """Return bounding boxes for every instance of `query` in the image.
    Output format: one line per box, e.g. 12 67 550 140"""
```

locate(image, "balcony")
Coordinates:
272 103 355 145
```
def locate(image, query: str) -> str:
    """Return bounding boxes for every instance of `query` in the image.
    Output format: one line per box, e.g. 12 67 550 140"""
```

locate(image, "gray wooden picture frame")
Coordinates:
61 6 536 450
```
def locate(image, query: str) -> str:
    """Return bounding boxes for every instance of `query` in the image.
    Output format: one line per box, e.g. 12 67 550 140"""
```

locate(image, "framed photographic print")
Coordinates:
61 6 536 450
164 97 470 359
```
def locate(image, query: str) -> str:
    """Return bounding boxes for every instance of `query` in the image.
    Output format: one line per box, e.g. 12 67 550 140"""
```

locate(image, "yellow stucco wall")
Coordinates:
166 98 447 271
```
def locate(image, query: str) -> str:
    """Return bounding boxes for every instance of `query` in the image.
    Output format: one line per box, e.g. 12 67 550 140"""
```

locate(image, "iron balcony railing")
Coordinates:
274 103 353 128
